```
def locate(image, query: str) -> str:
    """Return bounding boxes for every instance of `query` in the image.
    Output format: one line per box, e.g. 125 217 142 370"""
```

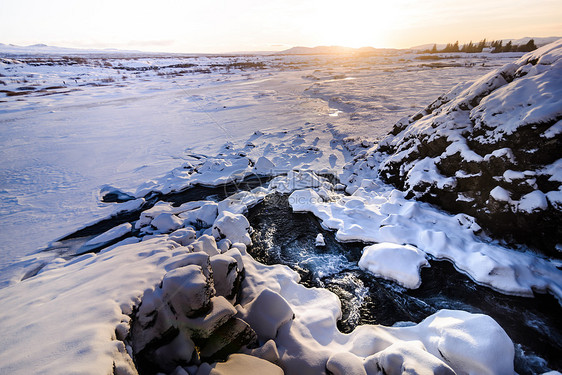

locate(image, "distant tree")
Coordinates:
477 38 487 52
453 40 459 52
518 39 537 52
503 41 513 52
491 40 503 53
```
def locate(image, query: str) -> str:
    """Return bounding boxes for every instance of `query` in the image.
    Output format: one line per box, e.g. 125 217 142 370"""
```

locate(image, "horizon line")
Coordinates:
1 36 560 56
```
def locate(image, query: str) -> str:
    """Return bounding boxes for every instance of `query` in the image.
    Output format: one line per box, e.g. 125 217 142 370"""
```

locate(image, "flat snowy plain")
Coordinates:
1 44 560 375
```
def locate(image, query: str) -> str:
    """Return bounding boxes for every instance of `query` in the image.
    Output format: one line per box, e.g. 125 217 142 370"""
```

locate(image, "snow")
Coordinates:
241 250 515 375
151 212 184 233
0 237 180 374
543 119 562 138
286 173 562 299
212 211 253 246
471 56 562 142
1 42 561 374
490 186 512 202
518 190 549 213
0 192 517 374
0 48 516 282
78 222 132 254
180 202 219 228
315 233 326 247
358 243 428 289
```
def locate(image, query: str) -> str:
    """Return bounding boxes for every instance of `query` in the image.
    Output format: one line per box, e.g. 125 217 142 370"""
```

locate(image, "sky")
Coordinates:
1 0 561 53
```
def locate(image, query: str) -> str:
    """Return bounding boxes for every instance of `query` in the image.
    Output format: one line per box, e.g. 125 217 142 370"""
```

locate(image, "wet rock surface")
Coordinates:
247 194 562 374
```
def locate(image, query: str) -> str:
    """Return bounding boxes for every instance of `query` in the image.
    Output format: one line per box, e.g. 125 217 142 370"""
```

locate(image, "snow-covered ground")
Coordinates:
1 45 561 374
0 49 516 283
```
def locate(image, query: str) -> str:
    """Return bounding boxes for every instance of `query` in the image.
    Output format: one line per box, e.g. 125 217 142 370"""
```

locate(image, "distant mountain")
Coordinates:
410 36 561 51
275 45 397 55
0 43 144 56
409 43 447 51
504 36 561 47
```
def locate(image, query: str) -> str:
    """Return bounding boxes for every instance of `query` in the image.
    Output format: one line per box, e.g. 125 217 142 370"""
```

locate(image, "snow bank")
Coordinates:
240 250 515 375
287 173 562 300
354 39 562 254
0 237 180 374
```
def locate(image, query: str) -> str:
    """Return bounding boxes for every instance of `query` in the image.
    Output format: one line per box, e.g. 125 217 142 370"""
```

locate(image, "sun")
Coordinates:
302 0 403 48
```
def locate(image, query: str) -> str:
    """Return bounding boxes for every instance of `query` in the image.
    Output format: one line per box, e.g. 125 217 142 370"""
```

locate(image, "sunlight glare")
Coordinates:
303 0 406 48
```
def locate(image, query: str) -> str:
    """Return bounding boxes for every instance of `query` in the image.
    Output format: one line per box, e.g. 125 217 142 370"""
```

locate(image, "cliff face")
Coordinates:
371 40 562 255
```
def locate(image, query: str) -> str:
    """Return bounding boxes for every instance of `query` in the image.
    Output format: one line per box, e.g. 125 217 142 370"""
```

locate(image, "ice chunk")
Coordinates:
78 223 132 254
254 156 276 174
358 243 428 289
112 198 145 215
137 202 174 228
288 189 323 212
315 233 326 247
270 170 332 194
179 202 218 229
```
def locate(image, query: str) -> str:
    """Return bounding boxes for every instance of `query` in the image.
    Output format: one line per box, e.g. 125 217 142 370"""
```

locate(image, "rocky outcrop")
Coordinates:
127 227 291 375
355 40 562 255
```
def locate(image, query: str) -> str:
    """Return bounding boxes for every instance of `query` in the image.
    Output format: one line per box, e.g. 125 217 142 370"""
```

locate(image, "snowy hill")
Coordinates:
276 45 395 55
350 40 562 254
506 36 562 47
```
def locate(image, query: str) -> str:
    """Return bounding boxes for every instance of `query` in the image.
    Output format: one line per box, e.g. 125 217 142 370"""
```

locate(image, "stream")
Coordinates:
247 193 562 375
44 179 562 374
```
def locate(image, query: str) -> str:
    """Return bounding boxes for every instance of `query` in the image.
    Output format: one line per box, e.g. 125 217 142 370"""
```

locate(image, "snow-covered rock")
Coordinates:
151 212 184 233
179 201 219 229
254 156 276 174
352 40 562 254
212 211 252 246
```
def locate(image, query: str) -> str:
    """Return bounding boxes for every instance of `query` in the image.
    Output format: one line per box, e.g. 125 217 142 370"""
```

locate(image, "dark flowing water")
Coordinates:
247 193 562 375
